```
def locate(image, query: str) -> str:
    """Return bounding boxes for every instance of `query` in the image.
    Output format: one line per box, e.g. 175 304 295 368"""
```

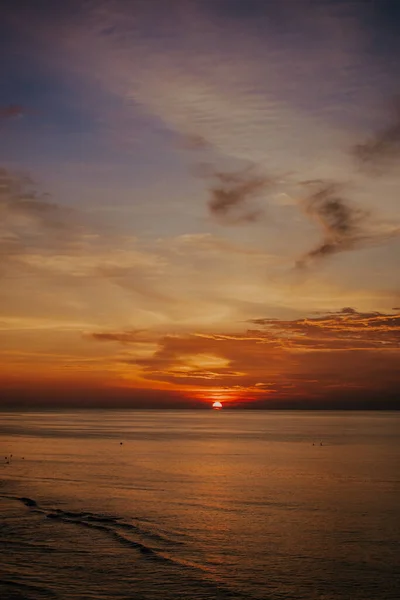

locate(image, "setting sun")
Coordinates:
212 401 223 409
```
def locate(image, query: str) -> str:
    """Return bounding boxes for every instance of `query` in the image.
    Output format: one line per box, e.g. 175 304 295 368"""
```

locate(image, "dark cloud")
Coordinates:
296 181 400 266
296 182 367 266
208 167 273 224
338 307 357 315
353 99 400 170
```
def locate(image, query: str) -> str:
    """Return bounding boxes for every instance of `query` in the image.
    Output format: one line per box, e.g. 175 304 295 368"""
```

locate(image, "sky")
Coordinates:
1 0 400 409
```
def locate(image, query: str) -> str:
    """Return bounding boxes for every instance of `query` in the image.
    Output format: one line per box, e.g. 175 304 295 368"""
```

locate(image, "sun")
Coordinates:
212 401 223 410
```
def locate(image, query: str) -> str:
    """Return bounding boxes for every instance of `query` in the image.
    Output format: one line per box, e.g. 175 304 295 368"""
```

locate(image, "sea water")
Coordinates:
1 410 399 599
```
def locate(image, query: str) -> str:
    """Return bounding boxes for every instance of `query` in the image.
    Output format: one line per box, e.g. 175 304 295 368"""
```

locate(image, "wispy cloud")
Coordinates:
296 181 400 266
207 167 273 224
160 233 276 259
0 168 65 224
0 167 164 275
0 168 77 274
9 0 369 165
353 99 400 171
0 166 179 331
296 182 366 265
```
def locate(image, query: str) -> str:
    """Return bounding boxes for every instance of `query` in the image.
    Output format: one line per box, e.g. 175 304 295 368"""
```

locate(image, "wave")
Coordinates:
0 578 57 599
10 495 181 562
18 496 38 507
3 494 255 599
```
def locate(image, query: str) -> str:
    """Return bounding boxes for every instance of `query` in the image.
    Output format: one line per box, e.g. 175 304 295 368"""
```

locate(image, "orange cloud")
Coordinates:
250 308 400 350
87 308 400 405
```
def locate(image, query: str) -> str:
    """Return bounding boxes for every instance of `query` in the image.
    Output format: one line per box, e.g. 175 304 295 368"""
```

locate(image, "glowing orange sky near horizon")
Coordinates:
1 307 399 407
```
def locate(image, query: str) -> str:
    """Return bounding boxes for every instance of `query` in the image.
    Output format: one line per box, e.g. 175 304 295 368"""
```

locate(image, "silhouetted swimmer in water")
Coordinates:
320 442 323 446
120 442 123 445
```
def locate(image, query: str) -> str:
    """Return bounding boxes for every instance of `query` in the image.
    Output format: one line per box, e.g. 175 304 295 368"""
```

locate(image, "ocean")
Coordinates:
1 410 399 600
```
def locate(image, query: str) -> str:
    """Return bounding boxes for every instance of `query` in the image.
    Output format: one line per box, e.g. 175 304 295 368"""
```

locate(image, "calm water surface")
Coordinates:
1 410 399 599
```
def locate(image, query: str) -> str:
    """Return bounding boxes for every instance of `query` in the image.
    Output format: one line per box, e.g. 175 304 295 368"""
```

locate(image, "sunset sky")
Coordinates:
1 0 399 408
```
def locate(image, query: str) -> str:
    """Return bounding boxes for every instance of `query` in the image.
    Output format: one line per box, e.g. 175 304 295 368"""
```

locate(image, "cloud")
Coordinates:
208 167 273 224
0 168 172 326
0 167 79 240
249 308 400 350
353 99 400 171
162 232 275 259
86 307 400 400
14 0 370 168
87 330 146 344
296 181 400 266
89 327 283 389
0 168 76 273
0 105 25 120
0 168 57 217
296 183 366 265
180 133 211 150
